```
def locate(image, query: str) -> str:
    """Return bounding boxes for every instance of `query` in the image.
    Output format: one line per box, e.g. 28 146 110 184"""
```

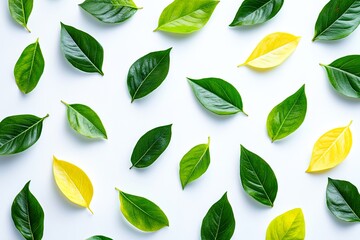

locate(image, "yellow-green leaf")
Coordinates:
239 32 300 70
266 208 305 240
306 121 352 173
53 156 94 213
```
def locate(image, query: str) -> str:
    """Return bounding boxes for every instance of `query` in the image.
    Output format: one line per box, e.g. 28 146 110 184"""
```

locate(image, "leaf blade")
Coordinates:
87 236 113 240
8 0 33 31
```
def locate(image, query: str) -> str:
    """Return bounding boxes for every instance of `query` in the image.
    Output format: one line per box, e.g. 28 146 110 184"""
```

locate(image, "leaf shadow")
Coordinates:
153 30 201 42
228 22 270 34
0 148 37 167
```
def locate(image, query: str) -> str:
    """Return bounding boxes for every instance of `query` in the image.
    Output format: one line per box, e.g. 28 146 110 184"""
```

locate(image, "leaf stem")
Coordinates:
43 114 50 119
61 100 69 106
115 187 121 192
237 63 246 68
24 25 31 33
87 207 94 215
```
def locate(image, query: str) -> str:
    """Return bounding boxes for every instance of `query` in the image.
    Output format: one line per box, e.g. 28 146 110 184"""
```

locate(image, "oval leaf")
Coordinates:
53 156 94 213
127 48 171 102
116 189 169 232
306 121 352 173
11 181 44 240
60 22 104 75
240 145 278 207
266 208 305 240
201 192 235 240
8 0 32 32
188 77 247 115
267 85 307 142
239 32 300 70
87 236 113 240
229 0 284 27
79 0 141 24
62 101 107 139
155 0 219 34
326 178 360 222
321 55 360 98
179 137 210 189
313 0 360 41
130 124 172 168
14 39 45 94
0 114 48 155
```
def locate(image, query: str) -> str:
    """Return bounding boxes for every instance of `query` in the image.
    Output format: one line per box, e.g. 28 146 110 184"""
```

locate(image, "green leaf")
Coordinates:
155 0 219 34
266 85 307 142
0 114 48 155
87 236 112 240
240 145 278 207
14 39 45 94
229 0 284 27
116 188 169 232
60 22 104 75
79 0 141 24
201 192 235 240
179 137 210 189
321 55 360 98
61 101 107 139
187 77 247 116
266 208 305 240
11 181 44 240
8 0 33 32
127 48 171 102
313 0 360 41
326 178 360 222
130 124 172 168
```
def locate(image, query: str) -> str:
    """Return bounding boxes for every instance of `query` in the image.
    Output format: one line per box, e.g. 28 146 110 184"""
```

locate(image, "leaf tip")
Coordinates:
44 114 50 119
348 120 353 127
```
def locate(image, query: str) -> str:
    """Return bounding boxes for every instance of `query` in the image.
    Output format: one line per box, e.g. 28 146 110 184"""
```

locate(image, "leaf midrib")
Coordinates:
326 64 360 82
183 144 209 186
212 201 225 240
241 0 276 19
281 211 300 239
25 41 38 93
24 191 35 240
330 181 360 220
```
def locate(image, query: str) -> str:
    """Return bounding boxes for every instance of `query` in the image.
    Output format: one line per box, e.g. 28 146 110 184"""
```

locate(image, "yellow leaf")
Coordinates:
239 32 301 70
306 121 352 173
53 156 94 213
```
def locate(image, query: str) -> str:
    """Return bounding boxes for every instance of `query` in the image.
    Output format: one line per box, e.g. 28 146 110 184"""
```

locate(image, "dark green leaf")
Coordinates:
266 85 307 142
62 101 107 139
179 137 210 189
188 77 247 116
321 55 360 98
8 0 33 32
60 22 104 75
14 39 45 94
127 48 171 102
79 0 141 24
240 145 278 207
229 0 284 27
116 188 169 232
12 181 44 240
0 114 48 155
201 192 235 240
326 178 360 222
155 0 219 34
87 236 112 240
130 124 172 168
313 0 360 41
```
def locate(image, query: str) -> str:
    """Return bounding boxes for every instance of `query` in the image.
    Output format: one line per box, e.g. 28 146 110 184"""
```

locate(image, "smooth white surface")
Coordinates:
1 0 360 239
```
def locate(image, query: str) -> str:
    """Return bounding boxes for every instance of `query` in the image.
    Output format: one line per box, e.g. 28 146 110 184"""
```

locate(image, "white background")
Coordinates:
0 0 360 239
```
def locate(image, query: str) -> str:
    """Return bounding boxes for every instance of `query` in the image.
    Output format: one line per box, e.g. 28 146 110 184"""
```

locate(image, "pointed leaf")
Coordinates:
60 22 104 75
116 189 169 232
62 101 107 139
240 145 278 207
79 0 141 24
239 32 300 70
53 156 94 213
321 55 360 98
306 121 352 173
155 0 219 34
127 48 171 102
0 114 48 155
8 0 32 32
313 0 360 41
11 181 44 240
14 39 45 94
230 0 284 27
326 178 360 222
130 124 172 168
267 85 307 142
87 236 112 240
179 137 210 189
187 77 247 115
201 192 235 240
266 208 305 240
